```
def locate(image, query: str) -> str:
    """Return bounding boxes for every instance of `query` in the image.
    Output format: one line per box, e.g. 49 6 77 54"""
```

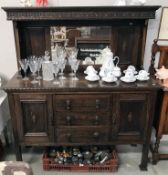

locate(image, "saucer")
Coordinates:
120 76 136 83
136 75 150 81
102 77 117 83
85 75 100 82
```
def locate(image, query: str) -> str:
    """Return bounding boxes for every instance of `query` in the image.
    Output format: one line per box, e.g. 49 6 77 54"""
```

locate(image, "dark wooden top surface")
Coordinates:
3 73 161 93
2 6 160 21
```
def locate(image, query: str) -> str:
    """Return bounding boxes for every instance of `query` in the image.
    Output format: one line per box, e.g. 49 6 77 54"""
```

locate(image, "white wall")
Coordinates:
0 0 168 81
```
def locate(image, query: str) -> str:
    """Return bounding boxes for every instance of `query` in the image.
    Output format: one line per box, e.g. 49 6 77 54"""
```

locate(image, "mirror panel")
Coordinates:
50 26 111 65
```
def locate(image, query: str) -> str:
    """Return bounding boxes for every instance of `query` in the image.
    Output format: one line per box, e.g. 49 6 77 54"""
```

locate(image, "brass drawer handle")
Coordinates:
66 100 71 110
95 116 99 125
93 132 99 139
96 99 100 109
66 116 72 125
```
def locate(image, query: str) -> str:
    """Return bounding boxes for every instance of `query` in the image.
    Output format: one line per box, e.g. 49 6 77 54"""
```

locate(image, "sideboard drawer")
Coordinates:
56 112 110 126
57 127 109 143
54 95 110 111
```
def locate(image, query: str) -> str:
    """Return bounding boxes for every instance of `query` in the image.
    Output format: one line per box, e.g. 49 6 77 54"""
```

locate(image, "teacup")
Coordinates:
125 71 135 80
84 65 97 75
127 65 136 72
112 66 121 77
124 65 137 74
103 71 117 82
87 71 99 80
138 70 149 79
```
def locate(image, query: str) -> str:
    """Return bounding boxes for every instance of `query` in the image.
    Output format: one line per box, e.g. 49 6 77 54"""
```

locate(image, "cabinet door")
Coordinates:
113 93 149 141
14 94 53 144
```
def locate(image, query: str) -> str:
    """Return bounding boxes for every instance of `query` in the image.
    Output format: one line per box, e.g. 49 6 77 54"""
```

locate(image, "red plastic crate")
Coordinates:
43 148 118 172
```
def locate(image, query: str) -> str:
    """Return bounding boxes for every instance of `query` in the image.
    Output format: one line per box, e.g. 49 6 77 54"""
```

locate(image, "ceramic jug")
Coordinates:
42 51 54 81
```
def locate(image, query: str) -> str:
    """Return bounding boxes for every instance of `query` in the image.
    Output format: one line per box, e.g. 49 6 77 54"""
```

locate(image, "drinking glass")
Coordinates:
52 61 60 85
29 59 39 84
36 57 43 80
72 60 80 80
68 48 78 77
59 59 67 80
19 59 29 80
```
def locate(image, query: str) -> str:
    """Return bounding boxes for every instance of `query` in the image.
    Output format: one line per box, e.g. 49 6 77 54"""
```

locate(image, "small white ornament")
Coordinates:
127 0 146 5
113 0 126 6
19 0 32 7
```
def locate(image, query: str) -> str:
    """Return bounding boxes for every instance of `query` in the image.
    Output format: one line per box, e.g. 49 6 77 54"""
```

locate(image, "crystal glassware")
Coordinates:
72 60 80 80
59 59 67 80
29 58 39 84
19 59 29 80
52 61 60 85
67 48 78 77
36 57 43 80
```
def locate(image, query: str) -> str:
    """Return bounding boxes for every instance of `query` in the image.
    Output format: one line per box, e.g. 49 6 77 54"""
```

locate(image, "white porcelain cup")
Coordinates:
112 66 121 77
138 70 149 79
104 72 116 82
85 65 97 75
127 65 136 72
87 71 99 79
125 71 135 80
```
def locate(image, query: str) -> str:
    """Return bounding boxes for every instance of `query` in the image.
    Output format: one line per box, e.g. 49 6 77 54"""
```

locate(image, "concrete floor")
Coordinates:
4 142 168 175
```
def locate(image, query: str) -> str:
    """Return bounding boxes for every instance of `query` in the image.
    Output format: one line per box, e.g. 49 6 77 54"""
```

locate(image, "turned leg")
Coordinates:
152 93 168 164
15 144 22 161
139 144 149 171
152 136 161 164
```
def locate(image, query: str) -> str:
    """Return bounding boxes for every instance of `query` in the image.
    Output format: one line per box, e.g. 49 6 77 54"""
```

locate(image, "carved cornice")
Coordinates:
2 6 160 21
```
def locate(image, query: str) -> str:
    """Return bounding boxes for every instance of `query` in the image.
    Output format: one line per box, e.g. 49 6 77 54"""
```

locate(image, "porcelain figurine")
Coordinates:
19 0 32 7
155 66 168 87
127 0 146 5
113 0 126 6
155 66 168 80
36 0 48 6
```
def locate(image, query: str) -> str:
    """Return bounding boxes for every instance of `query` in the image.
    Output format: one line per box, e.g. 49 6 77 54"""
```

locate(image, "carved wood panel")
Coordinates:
14 94 53 144
115 93 148 140
20 26 50 58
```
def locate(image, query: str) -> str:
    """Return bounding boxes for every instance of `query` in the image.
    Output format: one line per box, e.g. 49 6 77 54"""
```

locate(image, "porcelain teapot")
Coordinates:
99 47 119 77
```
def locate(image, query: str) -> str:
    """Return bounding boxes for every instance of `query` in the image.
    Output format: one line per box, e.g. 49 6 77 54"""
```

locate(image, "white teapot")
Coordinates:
99 47 119 77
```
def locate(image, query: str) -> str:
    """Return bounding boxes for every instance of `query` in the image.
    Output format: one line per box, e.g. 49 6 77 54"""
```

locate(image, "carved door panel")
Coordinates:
113 93 149 141
14 94 53 144
19 26 50 58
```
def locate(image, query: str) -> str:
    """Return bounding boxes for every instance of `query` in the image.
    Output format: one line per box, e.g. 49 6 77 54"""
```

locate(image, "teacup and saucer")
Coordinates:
84 65 97 75
112 66 121 77
123 65 137 75
120 71 136 83
85 69 100 82
102 72 117 83
136 70 150 81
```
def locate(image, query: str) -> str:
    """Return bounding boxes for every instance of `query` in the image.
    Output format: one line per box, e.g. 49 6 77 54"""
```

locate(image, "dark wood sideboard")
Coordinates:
2 6 160 170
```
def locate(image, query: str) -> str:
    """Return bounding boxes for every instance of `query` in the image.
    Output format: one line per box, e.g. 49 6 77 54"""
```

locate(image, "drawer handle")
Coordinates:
67 133 72 142
96 99 100 109
66 100 71 110
93 132 99 139
95 116 99 125
66 116 72 125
